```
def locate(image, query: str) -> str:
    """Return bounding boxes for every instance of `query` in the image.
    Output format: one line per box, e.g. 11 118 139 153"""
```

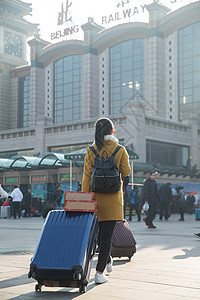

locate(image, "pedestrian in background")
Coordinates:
2 198 9 206
8 196 13 217
129 185 141 221
23 188 32 217
186 192 195 214
143 171 159 229
53 184 63 209
10 185 23 219
122 175 129 219
128 188 135 222
176 186 186 221
133 185 141 221
159 183 173 221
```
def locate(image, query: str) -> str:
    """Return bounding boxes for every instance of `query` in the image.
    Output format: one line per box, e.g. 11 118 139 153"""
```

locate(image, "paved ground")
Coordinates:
0 213 200 299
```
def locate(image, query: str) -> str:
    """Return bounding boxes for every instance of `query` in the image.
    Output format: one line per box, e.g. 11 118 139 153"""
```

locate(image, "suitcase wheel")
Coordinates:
128 257 132 262
73 272 81 281
79 285 86 293
35 284 42 292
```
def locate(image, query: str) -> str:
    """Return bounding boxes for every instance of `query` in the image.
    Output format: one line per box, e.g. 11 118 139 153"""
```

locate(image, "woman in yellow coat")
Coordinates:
82 117 131 284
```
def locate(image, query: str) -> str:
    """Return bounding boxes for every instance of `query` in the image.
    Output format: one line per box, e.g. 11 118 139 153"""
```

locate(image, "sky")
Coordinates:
23 0 198 43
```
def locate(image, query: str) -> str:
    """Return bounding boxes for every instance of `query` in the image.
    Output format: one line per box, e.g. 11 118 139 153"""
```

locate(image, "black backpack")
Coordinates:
138 187 144 202
90 145 121 193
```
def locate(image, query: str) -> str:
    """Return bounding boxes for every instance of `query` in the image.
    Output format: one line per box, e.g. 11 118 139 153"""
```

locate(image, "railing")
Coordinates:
0 129 36 140
44 116 126 134
0 115 191 139
145 117 190 132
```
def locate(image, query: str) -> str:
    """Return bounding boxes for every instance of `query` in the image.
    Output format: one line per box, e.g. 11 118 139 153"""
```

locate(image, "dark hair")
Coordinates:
95 117 114 151
175 186 184 191
149 171 157 176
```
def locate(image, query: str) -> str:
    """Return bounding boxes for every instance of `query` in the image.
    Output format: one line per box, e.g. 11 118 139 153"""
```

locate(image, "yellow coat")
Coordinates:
82 138 131 221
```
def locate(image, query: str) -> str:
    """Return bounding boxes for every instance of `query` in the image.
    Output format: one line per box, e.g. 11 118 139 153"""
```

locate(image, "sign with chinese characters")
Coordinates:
51 0 79 40
4 177 19 184
60 173 77 182
31 176 47 183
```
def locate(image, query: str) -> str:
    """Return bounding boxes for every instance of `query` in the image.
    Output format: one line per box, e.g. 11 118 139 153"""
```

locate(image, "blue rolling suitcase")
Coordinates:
195 208 200 220
28 210 98 293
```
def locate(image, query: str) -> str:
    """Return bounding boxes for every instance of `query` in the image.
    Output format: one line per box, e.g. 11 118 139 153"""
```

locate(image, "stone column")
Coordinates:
28 38 49 126
146 2 170 118
189 115 199 167
35 116 52 155
125 102 146 162
81 19 104 119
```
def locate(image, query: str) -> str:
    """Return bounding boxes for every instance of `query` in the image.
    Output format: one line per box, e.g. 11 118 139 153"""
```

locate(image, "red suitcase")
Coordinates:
110 220 136 261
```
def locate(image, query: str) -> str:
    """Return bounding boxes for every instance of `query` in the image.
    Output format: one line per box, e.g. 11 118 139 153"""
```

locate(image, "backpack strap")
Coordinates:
90 145 121 157
90 146 97 156
111 145 121 158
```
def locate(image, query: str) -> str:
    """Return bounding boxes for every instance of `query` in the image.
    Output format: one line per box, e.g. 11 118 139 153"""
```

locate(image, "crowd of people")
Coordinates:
0 175 198 224
124 173 197 228
0 184 64 219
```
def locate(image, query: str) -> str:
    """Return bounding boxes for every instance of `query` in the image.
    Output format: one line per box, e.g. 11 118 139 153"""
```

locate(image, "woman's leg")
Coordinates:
96 220 116 273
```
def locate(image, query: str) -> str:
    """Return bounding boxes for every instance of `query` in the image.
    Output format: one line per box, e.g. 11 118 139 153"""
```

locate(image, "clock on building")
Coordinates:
5 31 22 58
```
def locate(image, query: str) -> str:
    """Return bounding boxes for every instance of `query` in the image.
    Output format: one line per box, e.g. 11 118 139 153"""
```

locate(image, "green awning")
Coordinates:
64 146 139 161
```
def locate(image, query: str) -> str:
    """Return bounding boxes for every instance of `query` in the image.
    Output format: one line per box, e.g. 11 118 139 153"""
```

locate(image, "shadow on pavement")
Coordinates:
0 274 32 289
173 246 200 259
9 291 83 299
113 258 132 265
8 279 96 299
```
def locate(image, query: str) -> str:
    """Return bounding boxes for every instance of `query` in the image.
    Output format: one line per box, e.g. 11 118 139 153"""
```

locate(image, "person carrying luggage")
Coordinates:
10 185 23 219
143 171 159 229
82 117 131 284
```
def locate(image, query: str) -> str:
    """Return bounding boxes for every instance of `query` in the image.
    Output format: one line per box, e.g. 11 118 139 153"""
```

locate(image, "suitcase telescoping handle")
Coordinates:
91 220 99 258
91 240 97 259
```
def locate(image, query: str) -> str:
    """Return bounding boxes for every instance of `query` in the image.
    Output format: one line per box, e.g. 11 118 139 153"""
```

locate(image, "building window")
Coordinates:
18 76 31 128
49 143 91 154
0 149 34 159
54 55 82 123
178 22 200 117
146 140 189 166
109 39 144 115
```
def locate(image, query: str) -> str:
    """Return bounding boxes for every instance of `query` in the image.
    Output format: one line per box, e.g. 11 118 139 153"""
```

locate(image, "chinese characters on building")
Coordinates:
51 0 79 40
